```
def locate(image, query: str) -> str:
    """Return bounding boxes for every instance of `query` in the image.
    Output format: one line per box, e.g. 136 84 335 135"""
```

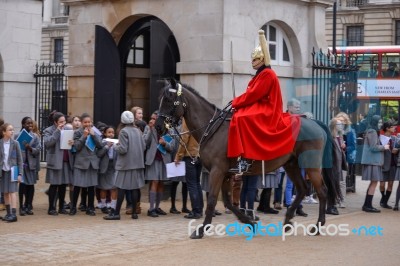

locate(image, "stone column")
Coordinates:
43 0 53 24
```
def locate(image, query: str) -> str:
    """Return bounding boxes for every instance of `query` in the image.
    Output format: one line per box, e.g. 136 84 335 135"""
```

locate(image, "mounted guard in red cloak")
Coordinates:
227 30 302 173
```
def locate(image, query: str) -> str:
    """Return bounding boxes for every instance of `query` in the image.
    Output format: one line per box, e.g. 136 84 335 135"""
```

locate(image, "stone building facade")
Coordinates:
325 0 400 123
0 0 42 128
61 0 334 126
41 0 69 64
326 0 400 46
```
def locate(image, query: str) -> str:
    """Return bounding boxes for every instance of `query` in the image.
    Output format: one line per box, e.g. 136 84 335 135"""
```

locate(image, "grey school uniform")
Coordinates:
97 141 117 190
43 125 74 185
143 126 174 181
114 125 146 190
14 131 41 185
257 169 280 189
73 128 103 187
0 139 23 193
361 129 385 181
393 137 400 180
381 135 397 181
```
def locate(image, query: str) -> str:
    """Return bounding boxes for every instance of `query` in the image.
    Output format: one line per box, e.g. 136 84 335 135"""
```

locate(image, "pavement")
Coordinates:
0 171 399 266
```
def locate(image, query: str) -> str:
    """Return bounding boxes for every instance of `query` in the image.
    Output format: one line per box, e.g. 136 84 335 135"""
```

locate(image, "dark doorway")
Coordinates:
94 16 180 127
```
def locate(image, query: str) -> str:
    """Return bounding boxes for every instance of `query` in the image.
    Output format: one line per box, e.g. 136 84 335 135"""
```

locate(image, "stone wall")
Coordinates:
0 0 42 129
63 0 333 115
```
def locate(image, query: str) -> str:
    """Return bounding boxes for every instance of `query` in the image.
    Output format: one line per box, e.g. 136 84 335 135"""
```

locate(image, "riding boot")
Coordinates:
245 209 259 222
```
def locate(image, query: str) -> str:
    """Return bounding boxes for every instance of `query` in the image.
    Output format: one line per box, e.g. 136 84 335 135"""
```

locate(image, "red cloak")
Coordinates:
227 67 301 160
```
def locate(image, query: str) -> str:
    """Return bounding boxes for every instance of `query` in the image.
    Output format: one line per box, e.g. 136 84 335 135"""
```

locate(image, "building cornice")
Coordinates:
60 0 102 5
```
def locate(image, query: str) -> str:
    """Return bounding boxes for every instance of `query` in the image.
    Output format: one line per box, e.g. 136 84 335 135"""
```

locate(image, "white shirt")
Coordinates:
2 140 11 171
380 134 390 146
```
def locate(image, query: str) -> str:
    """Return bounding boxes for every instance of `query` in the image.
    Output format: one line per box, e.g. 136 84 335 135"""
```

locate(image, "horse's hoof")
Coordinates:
190 231 204 239
309 226 320 235
284 222 293 233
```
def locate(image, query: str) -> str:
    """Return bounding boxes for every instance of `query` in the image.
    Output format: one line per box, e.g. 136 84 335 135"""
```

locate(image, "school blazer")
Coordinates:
0 139 24 177
382 136 396 171
73 128 103 170
97 142 117 174
43 125 74 170
143 126 174 165
14 131 41 171
361 129 385 166
114 126 145 170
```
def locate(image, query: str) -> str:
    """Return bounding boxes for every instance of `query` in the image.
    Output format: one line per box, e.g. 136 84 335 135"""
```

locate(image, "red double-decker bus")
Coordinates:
332 46 400 130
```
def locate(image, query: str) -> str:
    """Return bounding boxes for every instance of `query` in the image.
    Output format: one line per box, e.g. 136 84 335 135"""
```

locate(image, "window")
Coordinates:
347 26 364 46
340 0 367 7
127 33 149 67
395 21 400 45
260 23 293 66
54 38 64 63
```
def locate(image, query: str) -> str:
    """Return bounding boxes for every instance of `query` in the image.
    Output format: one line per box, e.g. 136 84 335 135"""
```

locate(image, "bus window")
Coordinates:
380 100 400 123
357 54 378 78
382 55 400 78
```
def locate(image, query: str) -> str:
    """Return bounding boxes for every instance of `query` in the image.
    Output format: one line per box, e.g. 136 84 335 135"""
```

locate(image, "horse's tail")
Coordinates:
314 119 342 204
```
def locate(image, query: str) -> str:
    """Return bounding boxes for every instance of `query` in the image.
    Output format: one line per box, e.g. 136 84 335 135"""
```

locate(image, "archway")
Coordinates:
94 16 180 127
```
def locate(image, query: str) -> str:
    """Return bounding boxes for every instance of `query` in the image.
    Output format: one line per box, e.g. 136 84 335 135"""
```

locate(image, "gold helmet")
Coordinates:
251 30 271 66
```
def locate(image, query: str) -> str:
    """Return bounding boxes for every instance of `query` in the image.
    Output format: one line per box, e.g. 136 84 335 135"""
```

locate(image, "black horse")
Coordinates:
155 80 340 239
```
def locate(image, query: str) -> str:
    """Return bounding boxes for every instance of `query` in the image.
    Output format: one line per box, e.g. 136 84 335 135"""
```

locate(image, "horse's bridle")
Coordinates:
158 83 186 131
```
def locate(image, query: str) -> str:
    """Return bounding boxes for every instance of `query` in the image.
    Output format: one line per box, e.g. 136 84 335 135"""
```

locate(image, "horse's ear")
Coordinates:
170 78 177 89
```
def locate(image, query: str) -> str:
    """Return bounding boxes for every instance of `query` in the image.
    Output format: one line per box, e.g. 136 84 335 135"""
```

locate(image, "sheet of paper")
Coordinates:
92 126 102 136
104 138 119 144
166 162 186 178
60 130 74 149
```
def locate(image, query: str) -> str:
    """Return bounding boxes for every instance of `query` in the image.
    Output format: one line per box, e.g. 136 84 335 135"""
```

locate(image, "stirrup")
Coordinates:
228 159 252 174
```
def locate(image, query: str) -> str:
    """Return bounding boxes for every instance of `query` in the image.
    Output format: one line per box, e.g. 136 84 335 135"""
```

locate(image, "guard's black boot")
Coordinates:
228 159 252 174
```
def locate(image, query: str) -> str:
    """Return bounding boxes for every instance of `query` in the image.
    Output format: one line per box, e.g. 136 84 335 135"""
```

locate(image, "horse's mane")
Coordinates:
183 83 220 110
160 81 221 112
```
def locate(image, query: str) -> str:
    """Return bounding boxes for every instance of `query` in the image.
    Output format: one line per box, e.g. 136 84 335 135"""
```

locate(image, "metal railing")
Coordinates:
34 62 68 161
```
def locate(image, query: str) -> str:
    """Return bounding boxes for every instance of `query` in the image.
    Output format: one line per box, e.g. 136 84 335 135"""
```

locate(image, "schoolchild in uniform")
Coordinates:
143 111 175 217
43 112 74 215
15 117 41 215
0 123 23 222
257 169 280 215
104 111 145 220
70 113 103 216
97 125 117 213
379 121 398 209
129 106 147 215
361 115 390 213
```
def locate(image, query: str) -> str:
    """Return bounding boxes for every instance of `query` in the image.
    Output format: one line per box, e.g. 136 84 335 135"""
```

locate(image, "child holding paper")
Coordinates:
70 113 103 216
0 123 23 222
97 125 117 213
143 111 175 218
15 117 41 215
103 111 145 220
43 111 74 215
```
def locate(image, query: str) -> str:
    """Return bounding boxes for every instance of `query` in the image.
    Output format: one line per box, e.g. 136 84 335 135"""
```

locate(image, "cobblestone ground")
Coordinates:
0 173 398 266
